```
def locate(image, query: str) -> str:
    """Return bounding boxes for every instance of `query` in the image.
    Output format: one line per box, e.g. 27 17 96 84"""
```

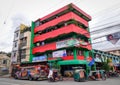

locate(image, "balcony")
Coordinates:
32 42 56 54
34 24 90 43
19 41 27 48
33 38 91 54
34 12 88 33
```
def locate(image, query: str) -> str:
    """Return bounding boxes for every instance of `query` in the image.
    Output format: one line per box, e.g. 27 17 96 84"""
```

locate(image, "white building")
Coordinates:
11 27 20 64
90 3 120 55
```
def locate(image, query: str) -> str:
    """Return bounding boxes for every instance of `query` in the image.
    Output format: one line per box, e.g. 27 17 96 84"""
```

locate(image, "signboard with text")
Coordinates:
52 50 67 58
32 55 47 62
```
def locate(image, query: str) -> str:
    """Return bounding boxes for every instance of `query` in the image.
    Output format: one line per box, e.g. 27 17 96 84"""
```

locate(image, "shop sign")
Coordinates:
52 50 67 58
32 55 47 62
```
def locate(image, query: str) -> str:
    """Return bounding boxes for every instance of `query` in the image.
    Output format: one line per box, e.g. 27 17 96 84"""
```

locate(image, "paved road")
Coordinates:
0 77 120 85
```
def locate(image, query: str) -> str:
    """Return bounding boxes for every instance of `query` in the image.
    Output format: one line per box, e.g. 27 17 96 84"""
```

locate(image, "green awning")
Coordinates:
58 60 88 65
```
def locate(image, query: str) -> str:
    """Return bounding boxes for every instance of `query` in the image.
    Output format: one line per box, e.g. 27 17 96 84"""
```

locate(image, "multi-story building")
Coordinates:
30 3 92 76
11 24 31 64
11 27 20 64
19 24 31 63
11 24 31 77
0 54 10 75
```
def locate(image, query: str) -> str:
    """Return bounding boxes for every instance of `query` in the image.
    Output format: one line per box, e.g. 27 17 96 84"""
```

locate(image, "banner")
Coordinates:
52 50 67 58
106 32 120 44
32 55 47 62
88 59 95 66
56 39 88 49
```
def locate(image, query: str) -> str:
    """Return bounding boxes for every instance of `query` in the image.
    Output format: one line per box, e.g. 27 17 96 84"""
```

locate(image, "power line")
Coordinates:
4 0 15 24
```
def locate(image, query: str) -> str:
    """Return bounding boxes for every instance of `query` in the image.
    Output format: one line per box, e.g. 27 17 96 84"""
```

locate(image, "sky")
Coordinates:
0 0 120 52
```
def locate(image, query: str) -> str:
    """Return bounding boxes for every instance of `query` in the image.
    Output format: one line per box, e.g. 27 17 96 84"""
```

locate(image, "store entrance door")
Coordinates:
60 64 86 77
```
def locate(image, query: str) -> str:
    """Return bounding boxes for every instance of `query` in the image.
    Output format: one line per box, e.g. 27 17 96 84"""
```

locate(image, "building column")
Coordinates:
29 21 35 62
92 50 96 70
73 48 77 59
84 51 89 60
83 51 89 79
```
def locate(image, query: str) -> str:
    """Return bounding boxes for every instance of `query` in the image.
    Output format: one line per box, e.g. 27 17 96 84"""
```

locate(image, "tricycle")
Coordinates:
89 70 106 81
72 67 86 82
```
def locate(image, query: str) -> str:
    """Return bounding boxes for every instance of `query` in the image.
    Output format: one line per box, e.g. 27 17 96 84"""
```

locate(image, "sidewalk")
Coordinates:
0 74 11 78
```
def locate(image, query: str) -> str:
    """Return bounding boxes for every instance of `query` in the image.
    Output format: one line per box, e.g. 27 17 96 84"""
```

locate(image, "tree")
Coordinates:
0 51 11 57
101 56 113 72
7 52 11 57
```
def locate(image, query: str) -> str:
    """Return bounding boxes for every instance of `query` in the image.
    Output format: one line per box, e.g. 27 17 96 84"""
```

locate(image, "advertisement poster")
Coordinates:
56 39 88 49
52 50 67 58
106 32 120 44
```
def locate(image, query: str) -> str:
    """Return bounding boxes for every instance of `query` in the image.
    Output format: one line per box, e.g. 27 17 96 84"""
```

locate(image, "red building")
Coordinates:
30 3 92 76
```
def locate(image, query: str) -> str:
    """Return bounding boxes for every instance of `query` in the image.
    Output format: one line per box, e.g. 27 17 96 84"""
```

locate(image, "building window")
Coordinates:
36 42 40 46
14 53 16 57
16 32 19 37
41 41 45 46
20 49 26 59
35 20 40 27
77 50 83 56
113 57 115 60
20 37 27 47
116 58 118 61
48 53 52 58
3 60 7 64
14 42 17 47
67 49 73 56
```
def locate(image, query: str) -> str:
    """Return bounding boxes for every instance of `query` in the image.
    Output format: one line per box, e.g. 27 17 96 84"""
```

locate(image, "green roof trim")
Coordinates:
58 60 88 65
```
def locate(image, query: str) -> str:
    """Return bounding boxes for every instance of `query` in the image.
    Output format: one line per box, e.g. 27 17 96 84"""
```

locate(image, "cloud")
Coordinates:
0 13 30 52
11 13 30 29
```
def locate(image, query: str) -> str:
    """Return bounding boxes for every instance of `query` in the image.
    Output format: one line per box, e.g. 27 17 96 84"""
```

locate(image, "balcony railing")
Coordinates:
34 24 90 43
19 42 27 47
34 12 88 33
32 38 91 54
